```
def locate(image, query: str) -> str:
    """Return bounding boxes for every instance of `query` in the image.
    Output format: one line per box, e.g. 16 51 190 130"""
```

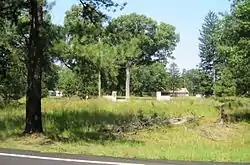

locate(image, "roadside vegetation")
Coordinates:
1 97 250 162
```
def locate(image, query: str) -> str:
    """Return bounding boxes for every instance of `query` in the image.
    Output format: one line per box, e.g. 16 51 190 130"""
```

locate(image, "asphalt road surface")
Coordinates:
0 148 248 165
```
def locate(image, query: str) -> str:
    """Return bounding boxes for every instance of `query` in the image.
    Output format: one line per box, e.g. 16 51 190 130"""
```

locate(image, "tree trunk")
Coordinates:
98 70 101 98
219 107 227 125
140 91 143 97
24 63 43 133
125 64 130 100
24 0 43 134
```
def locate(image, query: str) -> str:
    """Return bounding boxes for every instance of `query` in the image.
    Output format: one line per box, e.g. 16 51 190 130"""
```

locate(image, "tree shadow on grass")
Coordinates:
0 101 26 137
0 108 144 145
44 109 137 142
229 110 250 123
0 115 25 139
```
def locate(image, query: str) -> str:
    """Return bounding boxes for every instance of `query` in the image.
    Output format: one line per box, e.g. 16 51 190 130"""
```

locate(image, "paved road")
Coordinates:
0 148 247 165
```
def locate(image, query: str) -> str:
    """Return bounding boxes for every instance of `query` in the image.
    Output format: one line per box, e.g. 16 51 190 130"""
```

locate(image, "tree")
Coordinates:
116 38 141 99
41 63 60 98
131 62 169 96
82 40 118 98
181 69 202 96
57 66 79 97
59 11 179 99
213 67 236 96
215 0 250 96
180 69 187 88
0 20 27 104
198 11 219 96
168 62 181 95
0 0 46 133
107 13 179 65
23 0 50 133
55 4 122 98
106 13 179 96
0 0 126 134
0 37 26 103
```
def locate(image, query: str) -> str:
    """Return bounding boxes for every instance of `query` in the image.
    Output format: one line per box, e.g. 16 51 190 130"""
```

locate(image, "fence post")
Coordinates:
111 91 117 102
156 91 161 101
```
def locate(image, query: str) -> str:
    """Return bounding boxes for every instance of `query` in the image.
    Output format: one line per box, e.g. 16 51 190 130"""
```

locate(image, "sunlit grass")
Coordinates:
0 97 250 162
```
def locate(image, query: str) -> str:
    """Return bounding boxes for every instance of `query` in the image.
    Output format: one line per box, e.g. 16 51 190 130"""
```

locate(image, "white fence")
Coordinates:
103 91 171 102
156 91 171 101
102 91 117 102
49 90 63 97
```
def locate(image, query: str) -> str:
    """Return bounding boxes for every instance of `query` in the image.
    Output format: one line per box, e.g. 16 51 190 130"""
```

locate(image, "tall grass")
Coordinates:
0 97 250 162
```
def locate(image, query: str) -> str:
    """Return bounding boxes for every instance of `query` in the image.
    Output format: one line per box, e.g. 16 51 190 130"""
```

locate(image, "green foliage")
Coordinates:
41 84 49 98
107 13 179 65
181 69 202 96
55 4 115 97
115 37 142 64
198 11 219 96
104 13 179 95
213 68 237 97
64 4 103 43
41 63 60 98
43 64 60 91
57 67 79 97
214 0 250 97
57 66 96 98
0 22 26 103
197 1 250 97
131 63 169 96
168 62 181 93
55 8 179 97
0 1 62 103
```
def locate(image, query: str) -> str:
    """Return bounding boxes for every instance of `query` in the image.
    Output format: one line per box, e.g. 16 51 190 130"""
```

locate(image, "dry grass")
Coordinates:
0 97 250 163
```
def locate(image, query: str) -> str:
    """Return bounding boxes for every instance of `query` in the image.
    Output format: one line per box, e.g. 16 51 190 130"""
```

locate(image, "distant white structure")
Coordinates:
49 90 63 97
111 91 117 102
156 91 171 101
195 94 202 98
85 95 89 100
55 90 63 97
102 91 117 102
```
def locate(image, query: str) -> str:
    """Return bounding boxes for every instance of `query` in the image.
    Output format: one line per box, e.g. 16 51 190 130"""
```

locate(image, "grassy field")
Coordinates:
0 97 250 163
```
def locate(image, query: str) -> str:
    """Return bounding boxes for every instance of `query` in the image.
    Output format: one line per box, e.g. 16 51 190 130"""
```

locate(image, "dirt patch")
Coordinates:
194 124 242 142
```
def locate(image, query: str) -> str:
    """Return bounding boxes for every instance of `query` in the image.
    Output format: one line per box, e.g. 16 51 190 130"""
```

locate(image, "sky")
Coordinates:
50 0 231 70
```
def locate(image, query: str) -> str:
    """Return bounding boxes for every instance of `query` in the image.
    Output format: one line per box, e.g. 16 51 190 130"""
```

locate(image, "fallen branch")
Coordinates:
98 112 203 135
169 116 196 125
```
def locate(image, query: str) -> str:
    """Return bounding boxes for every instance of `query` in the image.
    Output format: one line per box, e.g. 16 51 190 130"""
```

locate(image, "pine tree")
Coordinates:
168 62 181 95
198 11 218 96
